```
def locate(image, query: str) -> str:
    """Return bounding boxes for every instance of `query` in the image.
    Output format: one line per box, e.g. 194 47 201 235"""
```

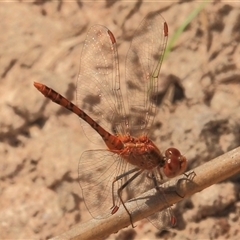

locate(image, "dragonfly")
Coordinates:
34 12 187 230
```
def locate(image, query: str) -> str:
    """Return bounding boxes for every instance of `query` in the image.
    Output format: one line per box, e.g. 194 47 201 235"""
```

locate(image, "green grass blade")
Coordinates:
164 1 210 59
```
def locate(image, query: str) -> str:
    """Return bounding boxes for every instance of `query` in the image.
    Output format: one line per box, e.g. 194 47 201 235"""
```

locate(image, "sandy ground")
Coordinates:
0 1 240 239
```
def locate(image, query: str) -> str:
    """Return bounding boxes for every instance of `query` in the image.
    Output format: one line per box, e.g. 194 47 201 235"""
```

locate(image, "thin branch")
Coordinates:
51 146 240 240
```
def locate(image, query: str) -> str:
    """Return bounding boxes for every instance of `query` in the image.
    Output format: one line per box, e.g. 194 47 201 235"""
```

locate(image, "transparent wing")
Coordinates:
77 25 127 145
125 13 168 136
79 149 137 218
147 206 174 230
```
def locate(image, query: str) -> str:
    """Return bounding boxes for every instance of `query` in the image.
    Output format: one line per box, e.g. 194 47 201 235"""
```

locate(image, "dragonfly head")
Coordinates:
163 148 187 178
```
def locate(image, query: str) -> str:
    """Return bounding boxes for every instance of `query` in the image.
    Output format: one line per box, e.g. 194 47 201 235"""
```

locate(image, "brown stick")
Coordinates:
51 146 240 240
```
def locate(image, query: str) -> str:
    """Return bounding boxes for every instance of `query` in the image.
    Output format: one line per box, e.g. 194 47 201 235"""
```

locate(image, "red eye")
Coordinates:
163 148 187 178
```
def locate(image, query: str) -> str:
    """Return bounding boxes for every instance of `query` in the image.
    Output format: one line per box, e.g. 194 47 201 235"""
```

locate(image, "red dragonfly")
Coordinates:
34 12 187 230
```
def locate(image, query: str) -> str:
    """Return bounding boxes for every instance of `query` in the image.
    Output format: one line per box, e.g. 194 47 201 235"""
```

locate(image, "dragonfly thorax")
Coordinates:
116 135 165 170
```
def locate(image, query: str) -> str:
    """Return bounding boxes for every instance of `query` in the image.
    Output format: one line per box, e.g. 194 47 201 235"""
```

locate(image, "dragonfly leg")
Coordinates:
117 170 143 228
111 168 143 228
111 167 140 210
156 166 164 180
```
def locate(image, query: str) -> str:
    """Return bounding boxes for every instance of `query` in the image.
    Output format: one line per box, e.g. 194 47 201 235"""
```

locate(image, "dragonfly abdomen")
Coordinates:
34 82 124 151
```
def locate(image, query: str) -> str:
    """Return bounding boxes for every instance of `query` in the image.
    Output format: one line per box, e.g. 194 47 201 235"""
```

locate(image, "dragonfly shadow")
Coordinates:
175 171 197 198
127 184 177 216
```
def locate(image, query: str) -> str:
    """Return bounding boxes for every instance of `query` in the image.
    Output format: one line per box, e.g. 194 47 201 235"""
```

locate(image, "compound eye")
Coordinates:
163 148 187 178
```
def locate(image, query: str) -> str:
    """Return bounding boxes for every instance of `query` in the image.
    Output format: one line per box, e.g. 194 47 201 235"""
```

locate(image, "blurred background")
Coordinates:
0 1 240 239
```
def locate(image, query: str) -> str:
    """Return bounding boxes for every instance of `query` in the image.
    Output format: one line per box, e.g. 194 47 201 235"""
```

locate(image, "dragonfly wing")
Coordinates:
146 206 174 230
125 13 168 136
79 149 137 218
77 25 127 144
